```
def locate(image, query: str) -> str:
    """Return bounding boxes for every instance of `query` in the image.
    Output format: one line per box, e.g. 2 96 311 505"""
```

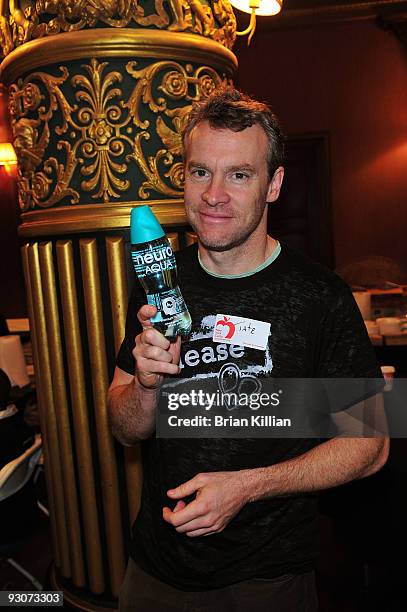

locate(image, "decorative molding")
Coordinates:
7 55 229 215
0 0 236 57
18 200 188 237
0 28 237 85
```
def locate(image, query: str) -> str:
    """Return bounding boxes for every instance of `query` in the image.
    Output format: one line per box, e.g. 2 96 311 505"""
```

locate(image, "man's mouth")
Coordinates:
199 212 233 222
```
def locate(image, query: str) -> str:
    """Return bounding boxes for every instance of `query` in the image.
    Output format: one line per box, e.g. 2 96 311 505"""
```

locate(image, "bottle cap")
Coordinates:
130 206 165 244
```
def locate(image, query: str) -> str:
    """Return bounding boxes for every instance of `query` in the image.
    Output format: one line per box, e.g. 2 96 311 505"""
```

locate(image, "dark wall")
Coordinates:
0 166 26 317
235 18 407 270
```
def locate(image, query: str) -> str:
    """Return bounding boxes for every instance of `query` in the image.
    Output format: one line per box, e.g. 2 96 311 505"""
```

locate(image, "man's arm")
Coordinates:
107 366 160 445
107 305 181 445
242 392 389 500
240 435 389 503
163 434 389 537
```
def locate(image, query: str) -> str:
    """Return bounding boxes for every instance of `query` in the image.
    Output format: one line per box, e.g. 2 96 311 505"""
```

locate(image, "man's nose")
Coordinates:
201 177 230 207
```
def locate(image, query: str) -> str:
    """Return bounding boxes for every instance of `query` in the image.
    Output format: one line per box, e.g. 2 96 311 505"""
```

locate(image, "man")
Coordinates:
108 88 388 611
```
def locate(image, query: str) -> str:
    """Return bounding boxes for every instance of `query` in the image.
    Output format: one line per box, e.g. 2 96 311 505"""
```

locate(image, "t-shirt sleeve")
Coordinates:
116 281 145 375
315 282 384 413
316 283 381 378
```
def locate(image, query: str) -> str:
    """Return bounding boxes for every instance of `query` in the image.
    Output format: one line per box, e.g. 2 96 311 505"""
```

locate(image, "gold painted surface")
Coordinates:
21 244 60 568
56 240 105 594
105 236 128 355
50 566 117 612
38 242 86 587
167 232 180 252
7 54 228 213
18 201 187 237
0 1 236 56
26 243 71 577
123 445 143 527
79 238 126 596
9 66 78 211
0 29 237 84
185 231 197 245
105 237 143 526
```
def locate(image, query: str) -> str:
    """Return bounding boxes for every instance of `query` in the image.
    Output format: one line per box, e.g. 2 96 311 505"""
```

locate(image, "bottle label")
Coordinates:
148 288 185 321
131 238 191 338
131 243 176 277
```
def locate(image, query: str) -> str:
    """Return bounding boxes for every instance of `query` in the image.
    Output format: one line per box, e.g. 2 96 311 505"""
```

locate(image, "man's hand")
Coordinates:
162 471 248 537
107 305 181 444
133 304 181 389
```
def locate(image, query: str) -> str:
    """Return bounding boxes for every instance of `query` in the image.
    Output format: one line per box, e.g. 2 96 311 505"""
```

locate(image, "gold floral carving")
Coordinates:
0 0 236 56
10 68 79 210
125 60 223 198
8 57 227 210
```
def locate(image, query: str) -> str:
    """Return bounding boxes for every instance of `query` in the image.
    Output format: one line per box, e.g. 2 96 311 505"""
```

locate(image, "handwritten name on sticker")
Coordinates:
213 314 270 351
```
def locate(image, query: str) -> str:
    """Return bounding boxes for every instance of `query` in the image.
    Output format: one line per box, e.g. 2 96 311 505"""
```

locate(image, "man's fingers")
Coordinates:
169 336 182 364
133 305 182 389
141 344 174 364
173 500 186 512
172 517 209 534
162 504 217 536
167 476 201 499
137 304 157 329
137 356 180 376
134 330 181 378
139 327 171 350
187 528 218 538
162 500 205 528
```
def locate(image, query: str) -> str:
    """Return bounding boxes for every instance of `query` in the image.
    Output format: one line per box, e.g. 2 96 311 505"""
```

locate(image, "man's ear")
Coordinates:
266 166 284 203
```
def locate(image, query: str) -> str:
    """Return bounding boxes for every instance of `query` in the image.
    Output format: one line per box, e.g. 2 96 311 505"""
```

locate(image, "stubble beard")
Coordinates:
188 202 268 253
197 228 257 252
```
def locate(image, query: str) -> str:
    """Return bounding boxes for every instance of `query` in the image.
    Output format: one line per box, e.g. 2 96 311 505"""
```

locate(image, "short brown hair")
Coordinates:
183 88 285 179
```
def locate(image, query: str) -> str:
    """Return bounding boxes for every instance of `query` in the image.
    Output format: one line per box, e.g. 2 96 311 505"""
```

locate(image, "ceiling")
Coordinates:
250 0 407 29
286 0 401 7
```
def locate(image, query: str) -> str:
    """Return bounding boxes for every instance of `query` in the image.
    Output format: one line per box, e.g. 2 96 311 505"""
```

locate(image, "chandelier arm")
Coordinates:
235 9 257 37
247 14 257 45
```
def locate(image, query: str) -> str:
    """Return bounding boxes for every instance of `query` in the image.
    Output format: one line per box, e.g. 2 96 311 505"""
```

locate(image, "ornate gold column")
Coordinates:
0 3 237 609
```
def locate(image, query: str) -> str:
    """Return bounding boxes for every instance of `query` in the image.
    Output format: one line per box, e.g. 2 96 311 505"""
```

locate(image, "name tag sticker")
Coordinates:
213 314 270 351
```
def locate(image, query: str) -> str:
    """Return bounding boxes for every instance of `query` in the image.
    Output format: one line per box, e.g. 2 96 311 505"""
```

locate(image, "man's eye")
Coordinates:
233 172 249 181
191 168 208 178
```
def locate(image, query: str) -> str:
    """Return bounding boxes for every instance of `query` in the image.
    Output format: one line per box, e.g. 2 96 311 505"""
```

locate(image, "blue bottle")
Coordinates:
130 206 192 339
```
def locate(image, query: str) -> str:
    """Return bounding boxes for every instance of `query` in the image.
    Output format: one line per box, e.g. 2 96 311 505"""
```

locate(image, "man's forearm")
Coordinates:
240 437 389 503
107 378 159 445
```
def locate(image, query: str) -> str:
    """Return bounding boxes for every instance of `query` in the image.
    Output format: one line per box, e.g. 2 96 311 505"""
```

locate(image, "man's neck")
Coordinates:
198 235 278 276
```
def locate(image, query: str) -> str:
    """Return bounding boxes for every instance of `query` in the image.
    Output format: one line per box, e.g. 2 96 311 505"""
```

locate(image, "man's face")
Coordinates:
183 121 283 252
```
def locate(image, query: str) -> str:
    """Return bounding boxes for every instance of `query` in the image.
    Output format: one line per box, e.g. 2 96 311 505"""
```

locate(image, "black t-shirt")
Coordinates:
116 243 382 590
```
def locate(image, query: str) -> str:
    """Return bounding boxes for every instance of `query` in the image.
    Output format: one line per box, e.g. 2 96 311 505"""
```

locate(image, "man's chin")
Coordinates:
187 225 229 252
200 243 229 252
198 236 248 253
